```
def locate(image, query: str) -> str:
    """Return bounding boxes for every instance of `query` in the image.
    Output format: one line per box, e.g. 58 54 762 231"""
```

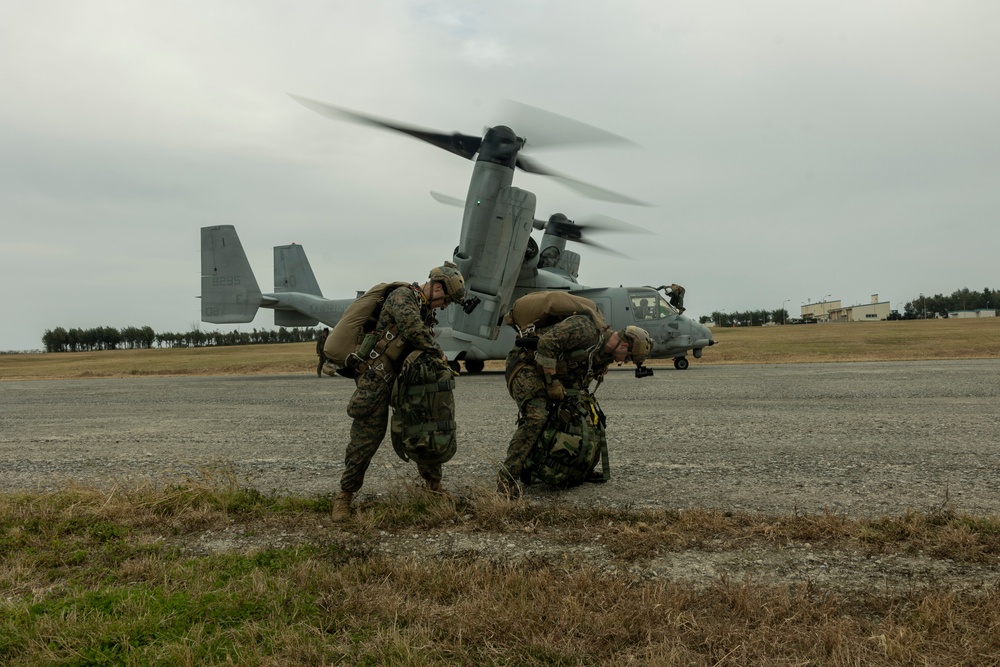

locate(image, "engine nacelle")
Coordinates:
449 185 536 340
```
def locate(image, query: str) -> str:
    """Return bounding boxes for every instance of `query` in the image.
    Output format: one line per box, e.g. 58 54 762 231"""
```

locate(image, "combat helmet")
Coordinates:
619 325 652 365
428 261 467 304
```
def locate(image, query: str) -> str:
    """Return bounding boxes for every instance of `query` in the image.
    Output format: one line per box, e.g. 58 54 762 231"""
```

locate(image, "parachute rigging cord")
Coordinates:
413 283 435 321
583 331 607 394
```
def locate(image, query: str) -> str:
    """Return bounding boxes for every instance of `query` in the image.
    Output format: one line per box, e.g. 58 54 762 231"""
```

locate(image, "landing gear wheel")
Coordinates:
448 360 461 374
464 359 485 374
673 357 689 370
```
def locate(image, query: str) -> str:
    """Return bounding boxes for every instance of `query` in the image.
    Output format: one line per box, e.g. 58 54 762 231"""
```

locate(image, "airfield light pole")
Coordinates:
782 299 790 324
823 294 831 323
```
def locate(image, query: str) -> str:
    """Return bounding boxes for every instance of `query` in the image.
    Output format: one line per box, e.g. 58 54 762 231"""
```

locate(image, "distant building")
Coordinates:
830 294 892 322
801 295 891 322
947 309 998 319
801 299 841 323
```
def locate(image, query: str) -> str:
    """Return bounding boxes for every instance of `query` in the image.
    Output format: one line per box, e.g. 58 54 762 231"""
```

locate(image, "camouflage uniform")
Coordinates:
665 284 685 311
341 284 444 493
501 314 615 480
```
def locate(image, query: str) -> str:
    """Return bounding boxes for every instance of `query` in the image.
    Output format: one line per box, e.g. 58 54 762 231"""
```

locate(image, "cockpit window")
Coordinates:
629 292 674 320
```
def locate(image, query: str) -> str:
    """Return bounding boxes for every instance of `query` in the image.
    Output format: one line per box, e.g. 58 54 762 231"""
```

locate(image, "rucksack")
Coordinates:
504 291 607 337
526 390 609 486
390 351 458 466
324 281 410 378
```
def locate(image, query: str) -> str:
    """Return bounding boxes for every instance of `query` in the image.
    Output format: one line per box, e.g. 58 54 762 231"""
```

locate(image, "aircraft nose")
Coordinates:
690 321 715 358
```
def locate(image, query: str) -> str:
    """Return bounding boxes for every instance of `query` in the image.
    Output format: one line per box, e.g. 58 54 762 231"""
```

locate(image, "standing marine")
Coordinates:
659 284 686 313
332 263 467 520
315 327 330 377
498 314 653 498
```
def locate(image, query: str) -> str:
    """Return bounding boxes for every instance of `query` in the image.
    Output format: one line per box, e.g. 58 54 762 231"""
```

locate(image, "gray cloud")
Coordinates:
2 1 998 351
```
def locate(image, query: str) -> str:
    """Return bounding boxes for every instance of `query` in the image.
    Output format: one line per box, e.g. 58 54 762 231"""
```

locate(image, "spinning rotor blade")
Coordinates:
532 214 649 235
573 238 631 259
534 213 647 259
430 191 465 207
516 155 650 206
499 100 638 150
289 94 482 160
291 95 649 205
546 222 631 258
573 214 650 235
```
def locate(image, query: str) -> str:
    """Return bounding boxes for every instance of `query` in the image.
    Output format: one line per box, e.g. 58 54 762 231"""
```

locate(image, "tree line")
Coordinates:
899 287 998 319
40 326 320 353
699 309 790 327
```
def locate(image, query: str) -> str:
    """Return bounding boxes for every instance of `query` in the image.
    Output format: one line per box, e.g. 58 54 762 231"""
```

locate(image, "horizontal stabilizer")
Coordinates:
275 311 319 327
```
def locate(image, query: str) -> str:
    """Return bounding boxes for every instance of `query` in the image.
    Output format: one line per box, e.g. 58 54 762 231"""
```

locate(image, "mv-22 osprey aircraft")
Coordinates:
200 97 715 372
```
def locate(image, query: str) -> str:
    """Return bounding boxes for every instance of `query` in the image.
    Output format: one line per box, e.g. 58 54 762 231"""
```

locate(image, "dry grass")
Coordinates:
4 319 1000 381
3 478 1000 665
0 343 317 380
704 318 1000 365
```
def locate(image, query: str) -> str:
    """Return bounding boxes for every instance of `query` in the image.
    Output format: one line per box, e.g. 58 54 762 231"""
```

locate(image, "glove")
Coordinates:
546 378 566 402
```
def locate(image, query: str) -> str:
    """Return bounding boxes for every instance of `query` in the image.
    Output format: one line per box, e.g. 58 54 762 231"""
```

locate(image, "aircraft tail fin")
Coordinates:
200 225 264 323
273 244 323 296
272 243 322 327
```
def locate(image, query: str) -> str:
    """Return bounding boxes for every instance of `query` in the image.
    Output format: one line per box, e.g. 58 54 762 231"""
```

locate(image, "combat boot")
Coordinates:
496 471 521 500
424 479 454 499
331 491 353 521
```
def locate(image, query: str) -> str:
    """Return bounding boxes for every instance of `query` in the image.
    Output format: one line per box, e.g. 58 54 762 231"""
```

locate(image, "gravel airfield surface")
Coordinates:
3 359 999 517
5 359 1000 593
0 360 1000 516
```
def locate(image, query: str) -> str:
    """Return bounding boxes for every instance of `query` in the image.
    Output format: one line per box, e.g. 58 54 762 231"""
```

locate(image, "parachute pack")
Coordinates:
526 390 609 486
504 291 607 337
323 281 410 378
390 351 458 466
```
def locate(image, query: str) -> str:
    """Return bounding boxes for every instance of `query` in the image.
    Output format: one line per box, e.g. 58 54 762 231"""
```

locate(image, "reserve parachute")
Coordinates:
390 351 458 466
527 390 609 486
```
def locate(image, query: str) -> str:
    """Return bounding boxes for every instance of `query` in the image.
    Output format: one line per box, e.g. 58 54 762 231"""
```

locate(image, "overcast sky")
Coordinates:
2 1 998 352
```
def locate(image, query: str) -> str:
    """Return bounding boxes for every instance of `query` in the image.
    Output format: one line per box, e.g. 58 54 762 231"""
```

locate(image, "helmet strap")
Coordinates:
425 281 450 307
417 283 432 305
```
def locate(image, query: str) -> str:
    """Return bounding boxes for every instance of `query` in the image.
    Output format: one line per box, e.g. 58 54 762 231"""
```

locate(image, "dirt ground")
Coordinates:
3 359 999 592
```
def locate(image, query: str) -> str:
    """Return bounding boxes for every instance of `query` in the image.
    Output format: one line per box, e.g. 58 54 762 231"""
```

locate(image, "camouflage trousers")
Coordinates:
501 363 549 479
341 372 442 494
